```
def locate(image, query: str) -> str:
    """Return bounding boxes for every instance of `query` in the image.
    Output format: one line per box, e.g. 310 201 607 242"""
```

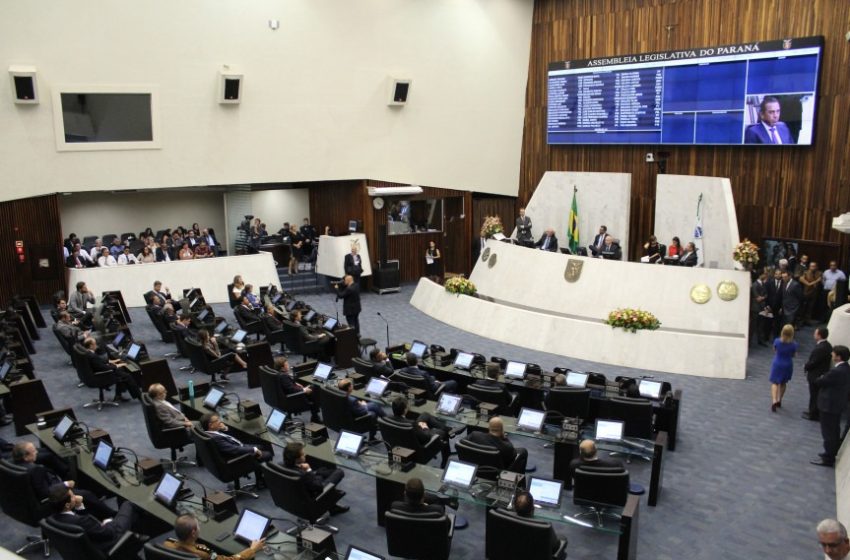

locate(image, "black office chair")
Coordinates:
600 396 654 439
485 508 567 560
0 459 50 555
146 307 175 344
544 387 591 420
282 321 322 362
572 466 630 527
318 385 376 435
258 365 311 416
430 344 445 355
143 541 199 560
526 363 542 376
259 318 287 353
139 393 195 472
378 416 442 465
587 372 607 386
190 426 259 498
466 383 516 416
352 357 376 379
170 327 195 371
71 343 119 410
102 233 118 246
391 371 438 400
233 308 263 341
184 338 229 386
455 438 504 480
82 235 98 247
262 462 340 535
226 284 240 308
40 516 145 560
385 510 454 560
489 356 507 369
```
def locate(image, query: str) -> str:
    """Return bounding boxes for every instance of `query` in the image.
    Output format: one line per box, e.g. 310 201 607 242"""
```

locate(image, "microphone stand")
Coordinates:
376 312 390 348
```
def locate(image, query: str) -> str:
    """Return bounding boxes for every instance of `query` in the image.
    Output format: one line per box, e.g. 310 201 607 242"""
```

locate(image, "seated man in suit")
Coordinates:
568 439 624 483
588 225 608 256
514 491 564 556
66 246 90 269
744 96 795 144
147 295 165 316
82 337 141 401
47 483 142 554
13 442 116 521
370 348 394 377
535 228 558 252
148 383 193 431
69 281 95 324
55 311 88 345
469 362 516 412
338 378 385 438
282 442 349 515
147 281 172 306
598 235 622 260
262 303 285 332
396 352 458 396
274 357 321 423
235 296 261 326
467 417 528 473
291 309 332 361
390 477 457 515
391 397 452 468
200 413 273 463
166 513 264 560
678 242 698 267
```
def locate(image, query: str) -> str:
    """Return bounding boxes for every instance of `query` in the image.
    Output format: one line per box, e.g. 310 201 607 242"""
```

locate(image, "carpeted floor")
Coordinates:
0 281 837 559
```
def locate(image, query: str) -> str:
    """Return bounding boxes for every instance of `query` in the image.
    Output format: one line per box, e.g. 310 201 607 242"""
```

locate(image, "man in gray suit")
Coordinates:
148 383 193 430
811 345 850 467
780 270 803 327
515 207 534 248
69 281 95 325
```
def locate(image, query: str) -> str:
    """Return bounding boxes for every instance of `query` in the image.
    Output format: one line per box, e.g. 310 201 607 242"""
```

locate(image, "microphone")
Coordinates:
222 392 243 420
376 312 390 348
74 420 93 451
177 474 209 502
115 446 140 475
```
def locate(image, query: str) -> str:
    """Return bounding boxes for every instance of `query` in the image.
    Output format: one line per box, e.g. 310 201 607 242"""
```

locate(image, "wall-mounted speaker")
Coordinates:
218 70 243 104
8 66 38 104
387 77 412 106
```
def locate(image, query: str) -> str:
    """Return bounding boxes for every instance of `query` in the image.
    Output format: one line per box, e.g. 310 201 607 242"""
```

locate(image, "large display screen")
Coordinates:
547 36 823 146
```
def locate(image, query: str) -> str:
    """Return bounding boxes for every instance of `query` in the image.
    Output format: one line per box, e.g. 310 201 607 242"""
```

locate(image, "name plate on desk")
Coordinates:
561 418 581 441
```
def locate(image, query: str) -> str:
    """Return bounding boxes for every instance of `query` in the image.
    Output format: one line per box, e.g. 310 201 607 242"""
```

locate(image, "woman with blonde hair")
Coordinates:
769 324 798 412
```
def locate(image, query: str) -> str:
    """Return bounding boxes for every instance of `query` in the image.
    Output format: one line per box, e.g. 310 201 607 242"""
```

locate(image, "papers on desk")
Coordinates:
492 233 506 241
640 256 650 263
426 256 434 265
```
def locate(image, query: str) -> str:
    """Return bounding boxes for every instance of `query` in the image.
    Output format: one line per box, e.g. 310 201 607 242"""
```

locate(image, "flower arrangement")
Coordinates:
444 276 477 296
480 216 504 238
733 239 760 267
606 308 661 333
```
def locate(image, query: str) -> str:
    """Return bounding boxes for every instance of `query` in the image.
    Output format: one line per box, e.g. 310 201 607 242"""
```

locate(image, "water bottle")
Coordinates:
188 379 195 406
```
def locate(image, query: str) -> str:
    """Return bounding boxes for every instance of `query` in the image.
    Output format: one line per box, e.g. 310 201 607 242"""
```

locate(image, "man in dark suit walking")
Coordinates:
765 269 784 338
811 345 850 467
335 275 361 336
780 270 804 327
750 272 769 346
803 327 833 421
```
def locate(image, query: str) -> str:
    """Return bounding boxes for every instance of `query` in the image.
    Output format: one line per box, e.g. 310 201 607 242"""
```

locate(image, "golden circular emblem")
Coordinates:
488 253 497 268
717 280 739 301
481 247 491 262
690 284 711 304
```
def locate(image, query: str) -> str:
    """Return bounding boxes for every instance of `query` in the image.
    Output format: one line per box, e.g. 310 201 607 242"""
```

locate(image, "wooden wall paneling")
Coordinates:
472 196 517 244
0 194 65 305
523 0 850 266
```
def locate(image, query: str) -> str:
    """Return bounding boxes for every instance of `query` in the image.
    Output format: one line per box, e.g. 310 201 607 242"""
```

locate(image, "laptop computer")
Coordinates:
504 361 527 380
303 310 316 323
53 415 77 442
154 472 184 508
313 362 334 383
0 361 13 382
453 352 474 371
214 321 229 334
285 300 298 312
322 317 338 331
436 393 463 417
125 342 142 362
345 546 386 560
334 430 365 458
231 329 247 344
595 419 624 442
111 330 127 349
233 508 273 545
517 407 546 433
365 377 389 398
265 409 287 434
92 440 114 470
528 476 564 508
203 387 225 410
409 340 427 359
196 308 210 322
566 371 589 388
441 459 477 490
638 379 663 399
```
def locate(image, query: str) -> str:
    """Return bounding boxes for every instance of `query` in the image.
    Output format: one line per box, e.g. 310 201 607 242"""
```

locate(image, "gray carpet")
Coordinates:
0 281 837 559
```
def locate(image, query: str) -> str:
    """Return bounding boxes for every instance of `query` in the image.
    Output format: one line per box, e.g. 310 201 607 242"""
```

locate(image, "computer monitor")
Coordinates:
126 343 141 361
334 430 364 458
365 378 389 398
453 352 474 370
53 415 76 442
528 476 564 508
286 300 298 312
505 361 527 380
313 362 333 382
214 321 229 334
303 310 316 323
197 308 210 322
92 441 114 470
441 459 477 490
638 379 663 399
436 393 462 417
517 408 545 432
566 371 589 388
265 409 287 434
233 508 272 545
189 298 200 310
111 330 126 348
231 329 247 343
323 317 338 331
345 546 386 560
595 419 624 442
0 361 12 381
348 220 358 233
154 472 183 508
271 293 283 305
203 387 225 410
409 340 427 359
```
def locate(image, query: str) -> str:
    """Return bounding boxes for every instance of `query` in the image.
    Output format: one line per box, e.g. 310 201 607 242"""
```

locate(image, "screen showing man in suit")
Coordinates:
744 96 795 145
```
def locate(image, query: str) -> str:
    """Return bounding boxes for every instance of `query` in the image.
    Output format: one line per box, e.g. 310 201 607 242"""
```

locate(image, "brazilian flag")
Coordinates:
568 187 579 253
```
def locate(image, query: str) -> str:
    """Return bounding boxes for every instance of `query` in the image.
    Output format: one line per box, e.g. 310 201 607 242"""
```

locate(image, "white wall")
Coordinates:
0 0 534 202
59 190 225 240
250 189 310 234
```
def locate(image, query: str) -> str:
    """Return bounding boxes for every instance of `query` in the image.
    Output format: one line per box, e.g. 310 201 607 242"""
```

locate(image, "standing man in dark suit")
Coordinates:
811 345 850 467
535 228 558 252
744 96 795 144
200 413 273 463
335 275 361 336
750 272 769 347
467 417 527 473
803 327 833 421
282 442 349 515
515 207 534 248
588 225 608 256
780 270 804 327
343 247 363 282
766 269 784 338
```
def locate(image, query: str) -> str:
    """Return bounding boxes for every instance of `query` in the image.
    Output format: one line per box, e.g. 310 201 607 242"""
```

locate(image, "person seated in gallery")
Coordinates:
535 228 558 252
664 236 683 264
116 246 138 265
597 235 622 260
678 242 698 267
642 235 662 264
97 247 117 267
193 239 213 258
177 241 194 260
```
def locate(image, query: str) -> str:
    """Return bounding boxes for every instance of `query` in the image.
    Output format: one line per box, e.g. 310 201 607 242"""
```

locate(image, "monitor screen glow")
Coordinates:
154 472 182 506
442 460 476 489
365 378 389 398
231 329 247 343
234 509 270 542
215 321 229 334
638 379 663 399
409 341 427 359
127 343 141 361
266 409 287 434
528 477 564 508
345 546 385 560
53 415 75 441
93 441 113 470
323 317 338 331
203 387 225 409
596 419 625 442
436 393 462 416
314 362 333 381
453 352 474 370
566 371 589 388
517 408 545 432
112 331 125 347
335 430 363 457
505 361 527 379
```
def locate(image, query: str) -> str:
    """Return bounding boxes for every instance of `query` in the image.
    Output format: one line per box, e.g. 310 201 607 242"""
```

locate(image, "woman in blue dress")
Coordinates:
770 324 798 412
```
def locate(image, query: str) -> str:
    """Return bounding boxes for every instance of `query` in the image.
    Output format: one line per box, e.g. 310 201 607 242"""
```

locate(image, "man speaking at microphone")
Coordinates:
334 274 361 336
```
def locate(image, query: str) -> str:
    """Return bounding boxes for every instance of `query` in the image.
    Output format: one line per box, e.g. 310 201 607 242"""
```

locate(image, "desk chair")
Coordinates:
143 542 198 560
233 309 263 341
258 365 311 416
351 357 376 379
489 356 507 369
485 508 566 560
573 466 629 527
139 393 195 472
145 307 175 344
82 235 98 247
184 338 229 386
262 462 341 535
601 396 654 439
378 416 442 465
0 459 50 556
455 438 504 480
544 387 590 420
52 323 74 362
169 327 195 372
282 321 322 363
101 233 118 246
385 510 454 560
466 383 517 416
391 370 439 400
190 426 259 498
226 284 240 308
40 516 145 560
259 319 287 354
318 385 376 435
71 343 119 410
